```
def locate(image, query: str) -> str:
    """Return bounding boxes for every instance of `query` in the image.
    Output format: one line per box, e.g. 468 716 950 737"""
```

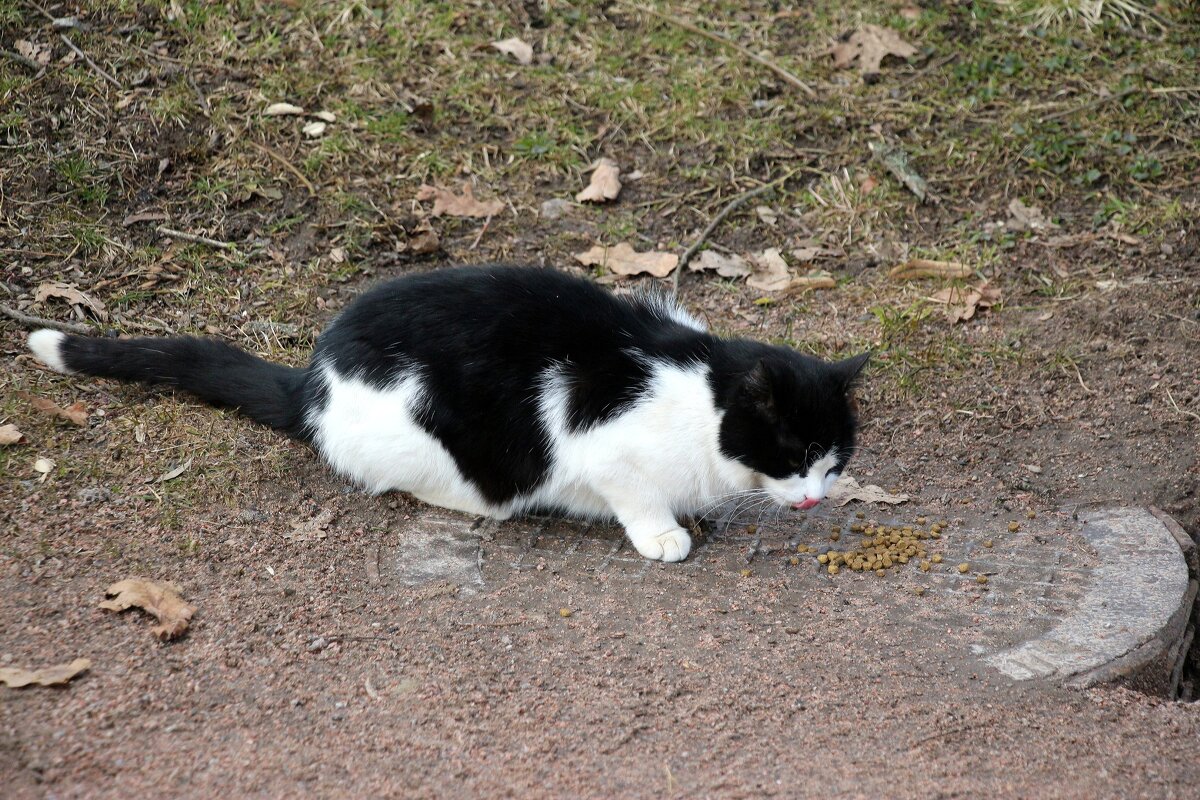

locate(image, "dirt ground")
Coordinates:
3 1 1200 797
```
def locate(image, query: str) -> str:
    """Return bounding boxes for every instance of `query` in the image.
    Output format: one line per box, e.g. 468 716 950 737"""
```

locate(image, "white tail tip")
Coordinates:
28 329 73 374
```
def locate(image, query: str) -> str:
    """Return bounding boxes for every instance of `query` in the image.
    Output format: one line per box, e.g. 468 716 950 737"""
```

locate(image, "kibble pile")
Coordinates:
785 512 1026 586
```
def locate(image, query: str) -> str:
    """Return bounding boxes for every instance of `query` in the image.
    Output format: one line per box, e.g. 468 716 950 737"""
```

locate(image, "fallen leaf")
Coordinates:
791 240 843 262
575 158 622 203
688 250 752 279
755 205 779 226
859 174 879 194
25 394 88 426
155 457 192 483
575 243 679 278
0 658 91 688
785 271 837 292
122 211 169 226
491 36 534 65
830 24 917 75
0 424 24 445
34 281 108 322
826 475 909 506
416 183 505 218
302 120 327 138
287 508 337 542
33 457 55 480
100 579 195 641
15 39 51 66
869 141 929 202
747 248 792 292
407 224 440 255
928 281 1002 322
263 102 305 116
1006 198 1059 232
888 259 972 281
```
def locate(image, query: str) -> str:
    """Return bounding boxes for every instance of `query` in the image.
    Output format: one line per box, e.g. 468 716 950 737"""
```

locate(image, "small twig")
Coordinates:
1 48 41 71
906 722 989 750
247 140 317 197
673 170 797 295
468 214 493 250
1039 87 1138 124
155 225 235 250
1166 389 1200 424
59 33 122 89
186 74 210 116
0 304 92 335
1061 358 1093 396
617 1 816 99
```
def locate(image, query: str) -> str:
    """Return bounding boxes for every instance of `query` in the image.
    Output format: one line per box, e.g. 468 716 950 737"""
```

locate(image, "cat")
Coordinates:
27 265 867 562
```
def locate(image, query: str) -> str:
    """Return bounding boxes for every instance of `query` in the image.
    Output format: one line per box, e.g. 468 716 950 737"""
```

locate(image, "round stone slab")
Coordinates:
984 506 1191 686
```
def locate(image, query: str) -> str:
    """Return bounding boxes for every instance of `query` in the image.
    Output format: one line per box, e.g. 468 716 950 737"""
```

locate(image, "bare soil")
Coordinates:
3 2 1199 797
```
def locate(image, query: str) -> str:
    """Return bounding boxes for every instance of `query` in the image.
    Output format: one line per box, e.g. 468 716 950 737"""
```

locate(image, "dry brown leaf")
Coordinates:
826 475 909 507
25 393 88 426
688 250 752 279
888 259 972 281
0 658 91 688
1006 198 1059 232
407 225 440 255
154 457 192 483
490 36 533 65
287 508 337 542
416 183 505 218
575 158 622 203
263 102 304 116
122 211 169 227
747 248 792 292
15 39 52 66
100 579 195 641
928 281 1002 323
0 423 23 445
575 243 679 278
830 24 918 75
785 271 837 293
34 281 108 321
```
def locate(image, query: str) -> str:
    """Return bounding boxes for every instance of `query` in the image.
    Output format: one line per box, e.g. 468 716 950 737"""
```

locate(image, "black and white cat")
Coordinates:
28 266 867 562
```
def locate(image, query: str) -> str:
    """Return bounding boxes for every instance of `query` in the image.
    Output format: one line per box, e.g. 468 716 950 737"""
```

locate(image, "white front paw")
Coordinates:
629 526 692 563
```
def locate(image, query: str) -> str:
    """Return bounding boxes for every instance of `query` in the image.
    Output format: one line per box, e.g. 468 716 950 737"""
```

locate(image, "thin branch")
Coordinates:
1039 87 1138 124
155 225 235 250
1 304 93 335
672 170 797 295
1166 389 1200 424
247 140 317 197
617 1 816 99
59 33 122 89
1 48 41 71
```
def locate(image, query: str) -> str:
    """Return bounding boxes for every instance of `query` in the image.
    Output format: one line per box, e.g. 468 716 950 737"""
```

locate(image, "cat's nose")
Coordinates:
792 498 820 510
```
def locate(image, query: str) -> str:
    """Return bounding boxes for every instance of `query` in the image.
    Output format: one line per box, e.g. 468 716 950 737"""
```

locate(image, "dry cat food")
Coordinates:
787 515 995 588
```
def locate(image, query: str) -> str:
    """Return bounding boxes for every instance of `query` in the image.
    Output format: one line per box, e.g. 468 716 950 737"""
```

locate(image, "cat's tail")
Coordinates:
27 329 310 437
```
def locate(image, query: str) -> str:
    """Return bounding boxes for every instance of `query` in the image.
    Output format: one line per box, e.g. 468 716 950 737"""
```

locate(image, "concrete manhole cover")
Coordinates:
378 504 1192 691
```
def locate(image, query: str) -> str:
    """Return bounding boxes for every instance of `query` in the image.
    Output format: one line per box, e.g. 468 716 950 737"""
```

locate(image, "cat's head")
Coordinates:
719 351 869 509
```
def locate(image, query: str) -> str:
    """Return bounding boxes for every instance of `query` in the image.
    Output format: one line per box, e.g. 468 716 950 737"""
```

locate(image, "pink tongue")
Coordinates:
793 498 820 511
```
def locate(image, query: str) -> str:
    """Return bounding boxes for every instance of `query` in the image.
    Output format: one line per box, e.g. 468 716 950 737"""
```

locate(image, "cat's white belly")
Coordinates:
308 361 754 524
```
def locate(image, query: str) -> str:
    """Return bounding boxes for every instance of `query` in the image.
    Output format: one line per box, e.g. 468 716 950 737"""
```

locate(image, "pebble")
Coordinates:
540 198 574 220
307 637 328 653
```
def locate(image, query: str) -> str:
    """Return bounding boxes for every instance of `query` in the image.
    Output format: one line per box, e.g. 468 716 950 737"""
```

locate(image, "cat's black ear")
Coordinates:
743 359 777 418
832 352 870 388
